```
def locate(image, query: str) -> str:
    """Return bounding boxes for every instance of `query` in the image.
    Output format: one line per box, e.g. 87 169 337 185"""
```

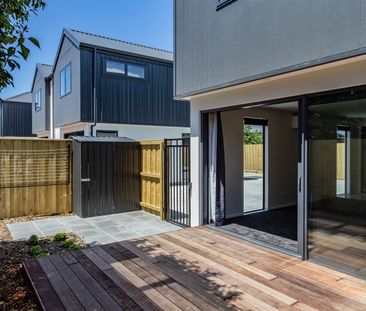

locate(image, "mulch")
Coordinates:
0 216 85 311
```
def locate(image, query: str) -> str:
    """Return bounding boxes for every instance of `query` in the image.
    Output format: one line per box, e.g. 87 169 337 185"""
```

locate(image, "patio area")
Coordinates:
7 211 179 246
24 226 366 311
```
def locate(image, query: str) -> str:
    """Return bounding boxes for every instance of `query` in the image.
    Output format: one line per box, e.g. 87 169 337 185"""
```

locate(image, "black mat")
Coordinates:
226 206 298 241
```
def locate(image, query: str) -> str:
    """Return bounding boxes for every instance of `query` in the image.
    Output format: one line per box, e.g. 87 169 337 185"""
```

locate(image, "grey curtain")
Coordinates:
209 112 225 226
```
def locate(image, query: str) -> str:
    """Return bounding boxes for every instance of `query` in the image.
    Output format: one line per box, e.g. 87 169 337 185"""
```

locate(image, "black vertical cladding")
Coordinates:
72 137 141 218
0 101 33 137
80 47 190 127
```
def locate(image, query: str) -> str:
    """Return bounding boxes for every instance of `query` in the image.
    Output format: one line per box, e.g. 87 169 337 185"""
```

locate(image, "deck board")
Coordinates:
24 227 366 310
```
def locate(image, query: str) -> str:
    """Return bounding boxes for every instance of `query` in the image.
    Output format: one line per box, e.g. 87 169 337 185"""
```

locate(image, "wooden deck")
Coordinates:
24 227 366 311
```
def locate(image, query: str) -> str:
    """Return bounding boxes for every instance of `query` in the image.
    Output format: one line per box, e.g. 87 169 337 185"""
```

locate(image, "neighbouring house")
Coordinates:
32 28 190 139
31 64 53 138
175 0 366 279
0 92 33 137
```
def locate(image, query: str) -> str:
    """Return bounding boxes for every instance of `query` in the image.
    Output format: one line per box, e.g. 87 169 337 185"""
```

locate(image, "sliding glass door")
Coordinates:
308 91 366 278
243 119 266 213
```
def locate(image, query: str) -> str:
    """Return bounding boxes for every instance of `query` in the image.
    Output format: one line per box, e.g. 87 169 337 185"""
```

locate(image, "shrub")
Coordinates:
62 240 80 251
53 232 68 242
30 245 42 256
27 234 39 246
30 245 49 258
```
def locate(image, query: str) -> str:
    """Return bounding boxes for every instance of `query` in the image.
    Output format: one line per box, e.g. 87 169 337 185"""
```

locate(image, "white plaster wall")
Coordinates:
92 123 190 140
189 57 366 226
56 122 190 140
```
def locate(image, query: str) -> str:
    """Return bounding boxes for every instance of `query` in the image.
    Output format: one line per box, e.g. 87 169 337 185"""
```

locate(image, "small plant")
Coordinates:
30 245 42 256
27 234 39 246
53 232 68 242
62 239 80 251
30 245 49 258
36 252 49 258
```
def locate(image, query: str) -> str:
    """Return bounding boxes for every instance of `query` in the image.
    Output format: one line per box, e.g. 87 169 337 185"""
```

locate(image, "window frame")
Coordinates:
60 63 72 98
34 89 41 112
105 59 126 76
127 63 146 80
104 57 147 81
96 130 119 137
217 0 237 10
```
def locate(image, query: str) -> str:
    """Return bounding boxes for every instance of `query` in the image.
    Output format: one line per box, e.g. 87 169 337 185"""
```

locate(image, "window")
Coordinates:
60 63 71 97
217 0 237 10
106 60 125 74
96 130 118 137
34 89 41 112
127 64 145 79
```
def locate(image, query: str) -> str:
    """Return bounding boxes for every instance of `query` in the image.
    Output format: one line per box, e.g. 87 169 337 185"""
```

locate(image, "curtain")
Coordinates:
209 112 226 226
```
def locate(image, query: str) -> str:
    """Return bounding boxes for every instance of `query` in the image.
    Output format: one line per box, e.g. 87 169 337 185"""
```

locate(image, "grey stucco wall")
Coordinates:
32 71 47 133
221 107 298 218
53 36 81 127
175 0 366 97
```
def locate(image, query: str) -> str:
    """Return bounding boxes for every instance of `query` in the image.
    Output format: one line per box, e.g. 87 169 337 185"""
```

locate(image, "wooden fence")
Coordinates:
139 140 165 219
337 143 345 181
0 138 72 219
244 144 263 173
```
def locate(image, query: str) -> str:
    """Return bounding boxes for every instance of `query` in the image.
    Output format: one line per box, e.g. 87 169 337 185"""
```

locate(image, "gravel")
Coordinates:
0 216 85 311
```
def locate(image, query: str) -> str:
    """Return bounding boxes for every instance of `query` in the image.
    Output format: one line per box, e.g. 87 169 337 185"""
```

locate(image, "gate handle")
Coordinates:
81 178 91 183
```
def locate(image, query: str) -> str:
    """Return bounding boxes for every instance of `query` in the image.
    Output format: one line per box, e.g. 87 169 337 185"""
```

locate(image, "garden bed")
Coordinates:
0 217 85 310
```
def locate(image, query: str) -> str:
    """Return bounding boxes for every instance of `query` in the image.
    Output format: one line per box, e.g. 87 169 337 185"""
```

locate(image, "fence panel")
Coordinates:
243 144 263 173
0 138 72 219
139 140 165 219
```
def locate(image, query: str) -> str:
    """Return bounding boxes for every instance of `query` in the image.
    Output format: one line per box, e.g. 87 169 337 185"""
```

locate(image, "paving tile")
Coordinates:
40 225 69 237
10 228 44 240
112 232 142 241
85 235 116 246
7 222 35 231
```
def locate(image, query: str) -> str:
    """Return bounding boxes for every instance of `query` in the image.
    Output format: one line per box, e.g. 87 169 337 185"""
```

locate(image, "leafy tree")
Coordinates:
243 124 263 145
0 0 46 92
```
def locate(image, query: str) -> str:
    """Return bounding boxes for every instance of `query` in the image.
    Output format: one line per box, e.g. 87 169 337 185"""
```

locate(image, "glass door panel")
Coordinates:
308 95 366 279
243 119 266 213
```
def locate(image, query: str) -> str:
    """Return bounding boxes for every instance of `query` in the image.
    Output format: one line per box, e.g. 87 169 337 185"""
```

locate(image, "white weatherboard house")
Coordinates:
175 0 366 279
32 28 190 139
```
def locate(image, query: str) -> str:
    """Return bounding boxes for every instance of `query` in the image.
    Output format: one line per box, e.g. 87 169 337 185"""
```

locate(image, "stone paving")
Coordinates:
7 211 180 246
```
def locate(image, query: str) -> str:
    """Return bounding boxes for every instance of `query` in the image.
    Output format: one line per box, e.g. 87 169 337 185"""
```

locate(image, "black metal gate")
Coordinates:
165 138 191 227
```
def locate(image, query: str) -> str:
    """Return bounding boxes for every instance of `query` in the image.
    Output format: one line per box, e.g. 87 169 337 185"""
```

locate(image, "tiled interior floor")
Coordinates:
7 211 180 246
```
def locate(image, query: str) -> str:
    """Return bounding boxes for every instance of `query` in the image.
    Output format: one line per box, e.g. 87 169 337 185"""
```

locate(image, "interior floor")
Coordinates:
221 206 298 253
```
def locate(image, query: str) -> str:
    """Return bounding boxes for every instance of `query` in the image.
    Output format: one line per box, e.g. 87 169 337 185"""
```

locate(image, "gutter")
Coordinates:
90 47 97 136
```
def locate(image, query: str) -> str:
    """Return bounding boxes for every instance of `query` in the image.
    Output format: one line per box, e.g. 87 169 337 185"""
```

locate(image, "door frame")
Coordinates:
243 117 268 214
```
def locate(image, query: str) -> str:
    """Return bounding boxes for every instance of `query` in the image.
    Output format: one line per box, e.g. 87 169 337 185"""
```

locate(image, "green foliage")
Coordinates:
30 245 49 257
53 232 68 242
27 234 39 246
243 125 263 145
0 0 46 92
62 240 80 251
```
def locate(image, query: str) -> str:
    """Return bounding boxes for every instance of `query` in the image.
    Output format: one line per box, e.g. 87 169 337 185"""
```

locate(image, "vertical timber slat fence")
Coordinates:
0 138 72 219
139 140 165 219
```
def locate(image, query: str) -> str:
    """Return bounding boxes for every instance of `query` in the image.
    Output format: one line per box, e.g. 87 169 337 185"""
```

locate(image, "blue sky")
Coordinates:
1 0 173 99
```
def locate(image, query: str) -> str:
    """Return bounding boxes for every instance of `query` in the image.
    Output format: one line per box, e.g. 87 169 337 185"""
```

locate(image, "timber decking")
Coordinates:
24 227 366 310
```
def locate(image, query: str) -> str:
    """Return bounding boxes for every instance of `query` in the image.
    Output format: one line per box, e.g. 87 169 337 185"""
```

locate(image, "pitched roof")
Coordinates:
31 63 52 92
37 63 53 78
64 28 173 62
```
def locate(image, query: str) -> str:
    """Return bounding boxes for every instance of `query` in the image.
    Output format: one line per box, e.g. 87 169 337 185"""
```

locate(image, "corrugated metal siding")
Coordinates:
72 139 141 218
80 47 94 122
0 101 33 137
80 47 190 127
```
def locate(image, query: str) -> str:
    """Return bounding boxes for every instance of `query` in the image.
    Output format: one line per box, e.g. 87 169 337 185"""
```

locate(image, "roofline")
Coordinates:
79 43 174 65
52 28 173 72
31 63 53 92
5 91 31 101
174 46 366 100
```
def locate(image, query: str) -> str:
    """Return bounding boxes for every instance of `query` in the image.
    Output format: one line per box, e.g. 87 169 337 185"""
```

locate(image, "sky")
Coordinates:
0 0 174 99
